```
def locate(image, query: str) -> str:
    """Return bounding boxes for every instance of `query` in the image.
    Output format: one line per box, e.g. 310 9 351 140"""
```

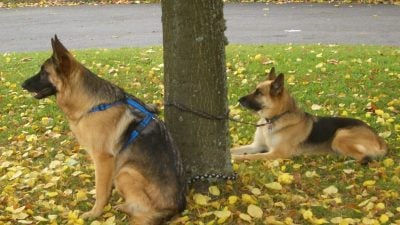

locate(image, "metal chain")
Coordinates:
164 102 226 120
166 101 290 184
165 101 260 184
188 172 238 184
165 101 267 127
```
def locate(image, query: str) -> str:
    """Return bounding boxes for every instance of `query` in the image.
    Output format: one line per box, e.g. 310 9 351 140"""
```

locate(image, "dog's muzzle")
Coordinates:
239 96 262 111
21 73 57 99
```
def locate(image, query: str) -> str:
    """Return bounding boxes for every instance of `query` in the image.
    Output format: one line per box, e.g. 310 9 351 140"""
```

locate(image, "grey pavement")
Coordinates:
0 3 399 52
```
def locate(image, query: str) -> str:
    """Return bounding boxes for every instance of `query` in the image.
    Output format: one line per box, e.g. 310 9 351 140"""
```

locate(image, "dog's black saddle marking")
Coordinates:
305 114 365 144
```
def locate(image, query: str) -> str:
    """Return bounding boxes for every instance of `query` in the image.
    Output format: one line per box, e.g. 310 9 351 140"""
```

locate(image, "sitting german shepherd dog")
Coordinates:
231 68 387 164
22 36 186 225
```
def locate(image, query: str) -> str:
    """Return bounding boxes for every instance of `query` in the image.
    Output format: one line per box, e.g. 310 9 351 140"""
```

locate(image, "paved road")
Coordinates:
0 3 399 52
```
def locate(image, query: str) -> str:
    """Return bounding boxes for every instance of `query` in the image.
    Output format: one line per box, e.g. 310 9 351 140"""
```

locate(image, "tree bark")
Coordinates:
162 0 232 184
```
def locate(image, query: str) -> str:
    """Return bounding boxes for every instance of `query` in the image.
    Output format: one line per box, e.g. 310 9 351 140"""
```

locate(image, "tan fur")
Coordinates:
231 68 387 163
332 126 387 161
46 63 170 222
28 37 185 224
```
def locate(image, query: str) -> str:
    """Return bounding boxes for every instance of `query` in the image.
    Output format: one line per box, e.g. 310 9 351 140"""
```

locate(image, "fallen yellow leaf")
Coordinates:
363 180 376 187
383 158 394 167
242 194 257 204
209 185 220 196
214 210 230 218
302 209 313 220
379 214 389 224
251 187 261 196
228 195 238 205
193 193 210 206
323 185 338 195
277 172 294 185
239 213 252 222
247 204 263 218
75 190 88 202
265 182 282 191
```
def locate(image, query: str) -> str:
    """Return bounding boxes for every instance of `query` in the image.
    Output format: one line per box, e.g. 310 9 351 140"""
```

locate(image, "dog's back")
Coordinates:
305 115 366 144
301 115 387 162
121 120 186 203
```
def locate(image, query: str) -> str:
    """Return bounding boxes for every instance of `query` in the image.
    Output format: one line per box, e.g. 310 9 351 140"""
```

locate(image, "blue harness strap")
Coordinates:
123 98 155 148
88 97 155 149
88 101 124 113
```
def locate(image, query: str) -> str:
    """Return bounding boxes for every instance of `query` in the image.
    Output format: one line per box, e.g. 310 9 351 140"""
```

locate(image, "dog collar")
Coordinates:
263 111 290 132
88 96 155 149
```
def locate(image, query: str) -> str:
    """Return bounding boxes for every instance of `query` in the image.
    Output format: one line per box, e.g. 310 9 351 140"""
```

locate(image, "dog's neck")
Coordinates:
264 110 291 124
260 94 299 131
55 84 94 122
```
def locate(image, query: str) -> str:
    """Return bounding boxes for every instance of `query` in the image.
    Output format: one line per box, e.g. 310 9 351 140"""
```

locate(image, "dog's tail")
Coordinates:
377 136 388 156
361 135 388 164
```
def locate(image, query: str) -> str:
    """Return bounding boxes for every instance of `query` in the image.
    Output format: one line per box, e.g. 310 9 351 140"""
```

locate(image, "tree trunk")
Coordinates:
162 0 232 185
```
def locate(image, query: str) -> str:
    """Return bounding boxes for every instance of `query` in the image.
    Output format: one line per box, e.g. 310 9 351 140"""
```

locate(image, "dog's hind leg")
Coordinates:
332 140 368 163
115 167 168 225
332 127 387 164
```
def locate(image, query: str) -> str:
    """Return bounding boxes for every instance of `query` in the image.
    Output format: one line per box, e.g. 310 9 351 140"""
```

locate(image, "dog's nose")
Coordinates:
21 81 27 89
238 96 248 107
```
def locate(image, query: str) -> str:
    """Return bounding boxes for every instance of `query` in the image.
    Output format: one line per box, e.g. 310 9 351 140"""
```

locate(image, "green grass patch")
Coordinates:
0 44 399 224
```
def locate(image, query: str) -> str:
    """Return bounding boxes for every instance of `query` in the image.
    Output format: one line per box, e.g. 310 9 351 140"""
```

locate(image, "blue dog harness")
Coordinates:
88 97 156 149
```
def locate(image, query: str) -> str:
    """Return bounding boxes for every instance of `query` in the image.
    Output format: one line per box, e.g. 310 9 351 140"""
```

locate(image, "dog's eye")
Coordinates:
254 88 261 96
40 70 48 79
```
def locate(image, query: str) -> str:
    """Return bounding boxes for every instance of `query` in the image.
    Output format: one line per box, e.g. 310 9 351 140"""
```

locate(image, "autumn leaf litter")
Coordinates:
1 44 399 224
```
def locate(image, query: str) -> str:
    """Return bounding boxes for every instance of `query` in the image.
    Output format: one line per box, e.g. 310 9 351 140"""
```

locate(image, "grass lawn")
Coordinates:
0 44 399 224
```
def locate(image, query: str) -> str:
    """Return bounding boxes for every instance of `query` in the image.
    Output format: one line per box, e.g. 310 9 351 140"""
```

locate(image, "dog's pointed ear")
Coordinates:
51 35 72 74
51 35 69 59
270 73 284 96
267 67 276 80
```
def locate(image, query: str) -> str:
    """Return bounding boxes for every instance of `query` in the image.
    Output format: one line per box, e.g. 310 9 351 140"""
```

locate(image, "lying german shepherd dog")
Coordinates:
231 67 387 164
22 36 186 225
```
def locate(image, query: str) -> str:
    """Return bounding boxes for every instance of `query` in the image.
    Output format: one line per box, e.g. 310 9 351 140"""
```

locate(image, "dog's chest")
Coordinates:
69 120 109 153
68 109 134 155
260 126 281 147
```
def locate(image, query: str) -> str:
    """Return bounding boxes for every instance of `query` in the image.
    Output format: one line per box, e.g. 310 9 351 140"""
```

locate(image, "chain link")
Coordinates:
165 101 267 127
165 101 249 184
188 172 238 184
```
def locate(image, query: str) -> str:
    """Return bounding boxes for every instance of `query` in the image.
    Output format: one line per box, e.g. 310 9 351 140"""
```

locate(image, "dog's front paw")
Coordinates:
230 147 251 155
230 148 243 155
81 209 103 219
232 154 248 161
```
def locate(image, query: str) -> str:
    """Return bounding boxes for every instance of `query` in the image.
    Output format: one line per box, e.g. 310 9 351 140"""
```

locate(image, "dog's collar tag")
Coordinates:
263 111 290 132
265 120 273 132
